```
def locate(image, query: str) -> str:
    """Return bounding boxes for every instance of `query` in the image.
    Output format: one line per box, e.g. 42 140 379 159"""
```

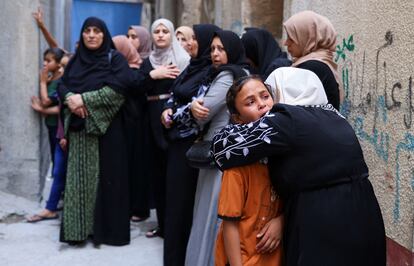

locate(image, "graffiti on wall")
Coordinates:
336 31 414 221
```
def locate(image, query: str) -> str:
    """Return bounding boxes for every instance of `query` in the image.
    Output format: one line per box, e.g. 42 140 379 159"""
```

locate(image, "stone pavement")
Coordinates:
0 177 163 266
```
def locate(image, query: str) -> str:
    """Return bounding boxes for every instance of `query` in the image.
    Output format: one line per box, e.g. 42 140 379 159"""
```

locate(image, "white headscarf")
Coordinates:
265 67 328 106
149 18 190 73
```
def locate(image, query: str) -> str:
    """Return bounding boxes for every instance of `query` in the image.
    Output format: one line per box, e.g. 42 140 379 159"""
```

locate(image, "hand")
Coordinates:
73 106 88 118
161 108 173 128
40 66 49 84
66 94 84 112
190 98 209 120
59 138 67 151
256 215 284 254
149 65 180 79
31 96 44 113
32 7 44 27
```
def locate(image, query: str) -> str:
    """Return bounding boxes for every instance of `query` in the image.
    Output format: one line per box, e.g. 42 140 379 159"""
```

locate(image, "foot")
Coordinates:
130 216 149 223
145 227 163 238
27 209 58 223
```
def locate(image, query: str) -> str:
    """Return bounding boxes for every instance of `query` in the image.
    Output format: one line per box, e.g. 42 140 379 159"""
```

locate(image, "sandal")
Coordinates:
145 227 163 238
131 216 149 223
27 213 59 223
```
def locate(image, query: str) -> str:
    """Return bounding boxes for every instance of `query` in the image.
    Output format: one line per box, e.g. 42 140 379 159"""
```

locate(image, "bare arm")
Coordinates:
39 67 53 106
223 220 242 266
31 96 59 115
32 7 59 48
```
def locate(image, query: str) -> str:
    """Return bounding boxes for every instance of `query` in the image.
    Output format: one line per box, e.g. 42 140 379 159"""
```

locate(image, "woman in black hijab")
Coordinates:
58 17 136 246
159 24 220 265
185 30 249 266
241 27 291 79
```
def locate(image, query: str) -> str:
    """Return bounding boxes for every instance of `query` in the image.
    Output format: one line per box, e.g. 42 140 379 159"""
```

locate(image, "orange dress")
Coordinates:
215 162 283 266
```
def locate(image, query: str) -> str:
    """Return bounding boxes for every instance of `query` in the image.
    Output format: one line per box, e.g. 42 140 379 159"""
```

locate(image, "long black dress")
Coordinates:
58 17 138 246
138 58 174 237
123 68 151 219
212 104 386 266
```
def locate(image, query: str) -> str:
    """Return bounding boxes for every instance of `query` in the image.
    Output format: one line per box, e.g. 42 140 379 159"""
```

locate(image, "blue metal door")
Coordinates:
71 0 142 51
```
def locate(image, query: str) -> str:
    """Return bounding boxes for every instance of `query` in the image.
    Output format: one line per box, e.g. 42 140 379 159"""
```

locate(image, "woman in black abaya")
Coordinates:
58 17 136 246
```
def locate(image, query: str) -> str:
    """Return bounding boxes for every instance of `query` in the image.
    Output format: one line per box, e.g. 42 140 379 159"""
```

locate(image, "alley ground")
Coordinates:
0 176 163 266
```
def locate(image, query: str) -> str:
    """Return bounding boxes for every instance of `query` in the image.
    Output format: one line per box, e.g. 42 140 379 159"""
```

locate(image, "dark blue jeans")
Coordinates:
47 125 58 165
45 142 67 211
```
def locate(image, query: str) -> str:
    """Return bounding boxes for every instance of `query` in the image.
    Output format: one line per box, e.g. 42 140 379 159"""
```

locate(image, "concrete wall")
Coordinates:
283 0 414 264
0 0 52 200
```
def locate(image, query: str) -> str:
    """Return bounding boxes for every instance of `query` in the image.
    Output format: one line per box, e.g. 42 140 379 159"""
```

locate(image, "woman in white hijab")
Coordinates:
265 66 328 106
212 67 386 266
137 18 190 240
149 18 190 72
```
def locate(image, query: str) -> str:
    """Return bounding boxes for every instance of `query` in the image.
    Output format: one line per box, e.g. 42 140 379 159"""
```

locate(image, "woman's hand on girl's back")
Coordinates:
150 64 180 80
190 98 209 120
256 215 284 254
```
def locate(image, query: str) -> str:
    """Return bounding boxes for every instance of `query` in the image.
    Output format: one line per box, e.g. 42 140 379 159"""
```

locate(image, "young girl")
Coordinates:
215 75 283 266
212 68 385 266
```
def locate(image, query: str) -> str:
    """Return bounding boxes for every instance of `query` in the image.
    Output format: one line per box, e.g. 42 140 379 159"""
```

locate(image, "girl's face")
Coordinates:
233 79 274 124
59 55 70 73
153 24 171 49
82 26 104 50
176 32 192 54
43 53 60 72
284 35 302 58
127 29 140 50
210 36 228 68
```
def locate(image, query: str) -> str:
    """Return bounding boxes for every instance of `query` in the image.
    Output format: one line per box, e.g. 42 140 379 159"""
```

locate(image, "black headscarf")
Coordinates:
241 28 291 79
59 17 135 130
60 17 133 96
207 30 249 82
170 24 221 103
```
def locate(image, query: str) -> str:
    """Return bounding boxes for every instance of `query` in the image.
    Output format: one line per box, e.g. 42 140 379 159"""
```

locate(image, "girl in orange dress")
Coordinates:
215 75 283 266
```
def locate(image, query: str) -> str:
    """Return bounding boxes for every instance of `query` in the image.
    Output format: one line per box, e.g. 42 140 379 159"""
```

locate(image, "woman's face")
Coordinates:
127 29 140 50
189 37 198 58
233 79 274 124
176 32 192 54
210 36 228 68
82 26 104 50
153 24 171 49
284 35 302 58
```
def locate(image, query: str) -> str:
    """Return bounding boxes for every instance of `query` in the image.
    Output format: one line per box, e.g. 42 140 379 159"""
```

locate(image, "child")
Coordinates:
27 50 69 222
215 75 283 266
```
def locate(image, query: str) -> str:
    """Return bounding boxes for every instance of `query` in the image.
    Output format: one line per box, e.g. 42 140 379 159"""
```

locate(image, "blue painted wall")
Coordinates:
71 0 142 52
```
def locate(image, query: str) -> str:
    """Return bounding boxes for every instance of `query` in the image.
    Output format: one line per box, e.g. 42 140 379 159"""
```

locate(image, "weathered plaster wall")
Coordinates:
0 0 53 200
284 0 414 261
